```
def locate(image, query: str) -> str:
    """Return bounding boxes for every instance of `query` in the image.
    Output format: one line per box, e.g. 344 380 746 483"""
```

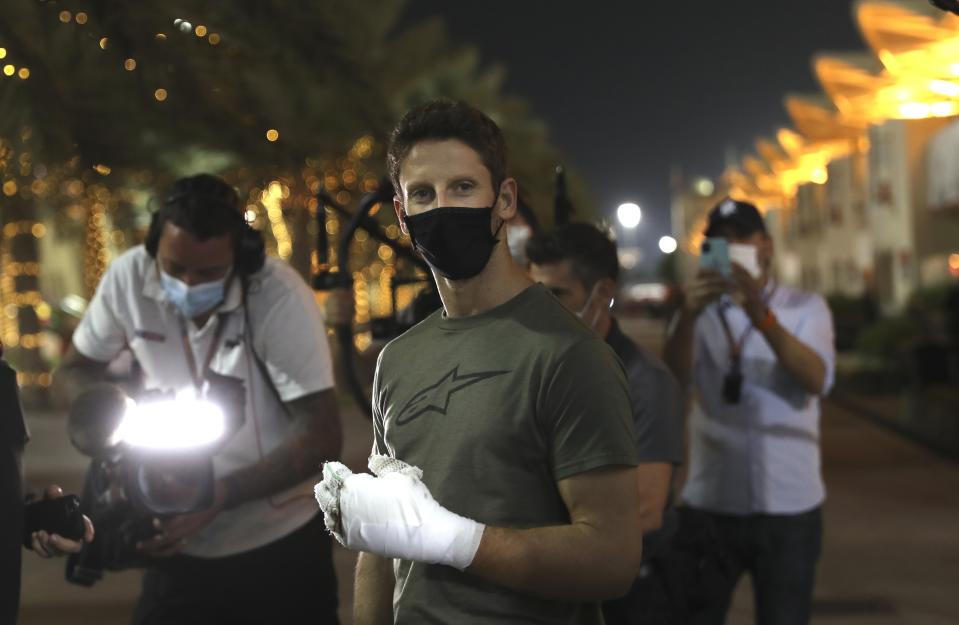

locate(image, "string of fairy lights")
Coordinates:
239 134 422 352
0 8 244 388
2 8 279 140
84 199 110 291
0 121 54 387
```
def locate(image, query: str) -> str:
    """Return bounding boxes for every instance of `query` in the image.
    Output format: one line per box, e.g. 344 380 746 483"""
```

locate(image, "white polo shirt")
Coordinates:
72 246 335 557
681 283 835 515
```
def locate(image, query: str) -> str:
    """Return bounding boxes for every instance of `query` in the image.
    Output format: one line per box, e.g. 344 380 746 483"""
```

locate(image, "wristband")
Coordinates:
757 308 777 332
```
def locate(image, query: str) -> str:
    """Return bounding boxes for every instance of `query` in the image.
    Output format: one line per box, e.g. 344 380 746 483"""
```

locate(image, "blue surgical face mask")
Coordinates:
159 270 229 318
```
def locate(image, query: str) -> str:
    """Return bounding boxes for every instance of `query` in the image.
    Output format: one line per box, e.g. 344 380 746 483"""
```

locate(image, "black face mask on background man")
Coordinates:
405 204 503 281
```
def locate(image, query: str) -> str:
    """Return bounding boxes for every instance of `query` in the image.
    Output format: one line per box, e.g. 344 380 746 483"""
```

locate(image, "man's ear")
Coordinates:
595 277 617 307
495 178 518 222
394 195 409 236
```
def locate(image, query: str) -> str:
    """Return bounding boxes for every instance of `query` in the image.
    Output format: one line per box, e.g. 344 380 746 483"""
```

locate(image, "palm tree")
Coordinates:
0 0 588 404
0 1 385 401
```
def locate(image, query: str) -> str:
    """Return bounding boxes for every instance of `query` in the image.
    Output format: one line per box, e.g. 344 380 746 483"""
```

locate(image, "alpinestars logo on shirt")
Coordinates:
396 366 510 425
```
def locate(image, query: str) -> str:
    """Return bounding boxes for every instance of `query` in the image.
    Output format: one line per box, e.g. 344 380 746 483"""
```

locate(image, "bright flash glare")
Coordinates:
659 236 678 254
616 203 642 229
694 178 714 196
113 391 225 451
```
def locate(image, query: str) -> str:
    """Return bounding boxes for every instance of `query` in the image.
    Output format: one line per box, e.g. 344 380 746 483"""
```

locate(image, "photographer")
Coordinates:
54 174 343 625
663 198 835 625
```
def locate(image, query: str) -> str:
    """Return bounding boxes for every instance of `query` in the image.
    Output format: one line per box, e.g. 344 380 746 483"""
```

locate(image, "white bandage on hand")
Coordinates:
314 455 485 571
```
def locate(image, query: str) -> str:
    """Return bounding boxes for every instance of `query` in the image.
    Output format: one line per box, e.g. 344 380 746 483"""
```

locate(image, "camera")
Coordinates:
22 494 86 547
65 372 245 586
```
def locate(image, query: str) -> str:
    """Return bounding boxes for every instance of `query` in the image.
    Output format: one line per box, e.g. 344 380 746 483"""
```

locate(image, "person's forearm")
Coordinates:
759 320 826 395
221 430 339 508
663 309 696 386
353 552 395 625
640 508 664 534
637 463 673 534
467 521 641 601
222 392 342 508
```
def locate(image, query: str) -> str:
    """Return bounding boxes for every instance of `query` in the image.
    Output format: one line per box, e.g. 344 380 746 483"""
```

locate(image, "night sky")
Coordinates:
398 0 864 270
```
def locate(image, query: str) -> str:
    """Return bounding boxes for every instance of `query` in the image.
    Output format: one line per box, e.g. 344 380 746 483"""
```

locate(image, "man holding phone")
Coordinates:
663 198 835 625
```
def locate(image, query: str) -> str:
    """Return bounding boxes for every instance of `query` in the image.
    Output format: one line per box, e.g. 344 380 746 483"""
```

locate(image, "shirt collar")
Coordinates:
142 259 166 302
219 275 244 312
604 317 633 363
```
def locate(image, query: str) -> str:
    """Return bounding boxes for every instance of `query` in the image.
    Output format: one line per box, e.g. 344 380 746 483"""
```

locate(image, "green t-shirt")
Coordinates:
372 283 638 624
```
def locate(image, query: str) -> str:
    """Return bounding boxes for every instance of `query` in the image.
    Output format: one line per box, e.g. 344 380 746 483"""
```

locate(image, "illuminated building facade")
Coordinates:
674 0 959 313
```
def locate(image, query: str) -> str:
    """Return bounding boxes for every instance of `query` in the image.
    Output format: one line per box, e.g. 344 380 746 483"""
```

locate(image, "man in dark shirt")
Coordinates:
528 223 685 625
1 351 28 625
2 347 93 625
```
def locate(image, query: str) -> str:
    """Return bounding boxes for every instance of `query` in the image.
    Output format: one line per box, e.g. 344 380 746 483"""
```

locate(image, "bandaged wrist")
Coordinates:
315 458 485 570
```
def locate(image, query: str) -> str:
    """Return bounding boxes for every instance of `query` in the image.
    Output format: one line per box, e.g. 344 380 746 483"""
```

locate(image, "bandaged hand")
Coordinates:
314 455 485 571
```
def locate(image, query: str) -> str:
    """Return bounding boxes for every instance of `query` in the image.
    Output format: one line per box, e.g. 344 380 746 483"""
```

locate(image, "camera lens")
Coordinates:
702 242 711 253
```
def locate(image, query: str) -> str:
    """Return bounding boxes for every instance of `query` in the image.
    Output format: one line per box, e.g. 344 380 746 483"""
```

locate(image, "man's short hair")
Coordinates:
526 223 620 289
158 174 244 242
387 99 508 198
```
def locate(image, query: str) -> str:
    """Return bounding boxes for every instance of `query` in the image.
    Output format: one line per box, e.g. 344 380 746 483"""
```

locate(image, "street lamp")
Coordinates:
616 202 642 229
659 236 678 254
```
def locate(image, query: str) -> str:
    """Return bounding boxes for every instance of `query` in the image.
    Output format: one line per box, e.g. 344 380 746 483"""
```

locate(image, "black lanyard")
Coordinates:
716 284 777 369
178 315 228 391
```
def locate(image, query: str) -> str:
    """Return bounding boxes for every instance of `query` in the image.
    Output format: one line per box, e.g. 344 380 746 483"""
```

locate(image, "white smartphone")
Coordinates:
728 243 761 278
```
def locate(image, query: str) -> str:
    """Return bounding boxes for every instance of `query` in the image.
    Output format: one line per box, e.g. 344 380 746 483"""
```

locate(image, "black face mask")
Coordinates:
404 205 503 280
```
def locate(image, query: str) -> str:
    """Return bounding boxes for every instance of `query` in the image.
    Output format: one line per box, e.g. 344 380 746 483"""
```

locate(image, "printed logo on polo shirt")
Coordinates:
395 365 510 426
134 329 165 342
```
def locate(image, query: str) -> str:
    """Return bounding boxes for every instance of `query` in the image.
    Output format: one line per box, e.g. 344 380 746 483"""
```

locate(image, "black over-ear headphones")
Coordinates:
144 175 266 277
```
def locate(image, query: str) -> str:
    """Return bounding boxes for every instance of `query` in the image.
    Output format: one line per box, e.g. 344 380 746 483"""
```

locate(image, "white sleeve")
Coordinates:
254 274 335 402
71 264 128 363
795 295 836 396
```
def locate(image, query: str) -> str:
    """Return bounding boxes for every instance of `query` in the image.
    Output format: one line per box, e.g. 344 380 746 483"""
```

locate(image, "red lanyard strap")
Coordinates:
178 315 228 391
716 285 778 364
717 307 750 363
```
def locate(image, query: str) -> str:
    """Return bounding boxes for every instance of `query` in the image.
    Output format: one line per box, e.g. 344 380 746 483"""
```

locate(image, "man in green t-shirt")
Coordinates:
315 99 642 624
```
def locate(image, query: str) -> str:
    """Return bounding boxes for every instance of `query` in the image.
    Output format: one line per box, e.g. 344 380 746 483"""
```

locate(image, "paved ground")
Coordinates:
16 317 959 624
